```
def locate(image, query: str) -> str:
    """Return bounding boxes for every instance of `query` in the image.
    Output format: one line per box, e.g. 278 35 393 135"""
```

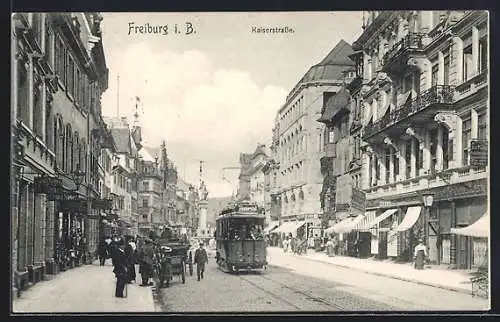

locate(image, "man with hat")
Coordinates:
194 241 209 281
112 238 128 297
138 238 155 286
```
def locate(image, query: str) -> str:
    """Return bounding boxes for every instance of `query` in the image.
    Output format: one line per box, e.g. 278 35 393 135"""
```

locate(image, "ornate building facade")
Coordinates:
12 12 112 297
354 11 488 268
274 40 355 232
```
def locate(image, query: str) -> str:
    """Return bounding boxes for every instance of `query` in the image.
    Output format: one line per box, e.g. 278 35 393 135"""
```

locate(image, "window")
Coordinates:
463 45 473 82
54 35 65 85
431 64 439 87
75 68 81 106
479 37 488 73
142 198 149 208
393 148 399 181
45 103 52 149
430 128 438 173
385 148 391 183
328 129 335 143
66 54 75 98
33 82 44 137
143 181 149 191
443 55 450 86
17 61 29 124
478 113 487 140
44 23 53 67
405 140 412 179
462 118 471 166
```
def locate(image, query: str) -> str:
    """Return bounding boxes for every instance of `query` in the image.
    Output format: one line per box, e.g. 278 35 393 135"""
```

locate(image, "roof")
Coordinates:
317 86 351 123
110 128 131 153
296 40 354 84
177 178 191 192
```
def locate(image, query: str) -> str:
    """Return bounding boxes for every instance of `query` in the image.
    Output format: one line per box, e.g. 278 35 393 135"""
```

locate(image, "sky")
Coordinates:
100 12 364 197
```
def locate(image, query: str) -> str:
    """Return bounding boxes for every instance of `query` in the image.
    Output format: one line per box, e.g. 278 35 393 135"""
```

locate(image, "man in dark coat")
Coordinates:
194 242 208 281
98 238 108 266
139 239 154 286
124 236 136 283
112 239 128 298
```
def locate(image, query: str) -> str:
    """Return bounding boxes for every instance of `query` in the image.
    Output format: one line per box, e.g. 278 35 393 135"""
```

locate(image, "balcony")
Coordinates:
455 69 488 101
381 33 426 74
364 166 488 201
363 85 455 143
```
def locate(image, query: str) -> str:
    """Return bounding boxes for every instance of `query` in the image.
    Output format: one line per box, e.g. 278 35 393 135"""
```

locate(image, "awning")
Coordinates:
358 209 398 232
274 221 305 234
265 221 279 234
341 215 366 233
395 206 422 232
354 211 376 231
325 216 354 234
451 212 489 238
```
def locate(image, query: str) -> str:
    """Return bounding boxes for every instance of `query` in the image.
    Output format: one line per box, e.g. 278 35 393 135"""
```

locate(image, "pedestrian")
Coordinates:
98 238 108 266
194 242 208 281
187 243 195 276
124 236 136 283
139 238 154 286
413 239 428 270
326 238 334 257
112 238 128 298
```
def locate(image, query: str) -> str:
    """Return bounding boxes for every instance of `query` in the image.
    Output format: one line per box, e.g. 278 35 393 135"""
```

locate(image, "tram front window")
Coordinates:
228 219 264 240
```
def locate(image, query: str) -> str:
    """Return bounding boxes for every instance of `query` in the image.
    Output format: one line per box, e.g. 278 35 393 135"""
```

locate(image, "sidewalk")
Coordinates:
12 261 156 313
267 247 478 295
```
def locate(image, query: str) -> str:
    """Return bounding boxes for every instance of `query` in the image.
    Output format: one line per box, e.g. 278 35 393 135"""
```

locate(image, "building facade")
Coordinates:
12 12 111 296
274 40 355 229
353 11 488 268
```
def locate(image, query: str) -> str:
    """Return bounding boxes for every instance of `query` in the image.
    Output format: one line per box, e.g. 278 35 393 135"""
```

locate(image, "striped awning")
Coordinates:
451 212 489 238
358 209 397 232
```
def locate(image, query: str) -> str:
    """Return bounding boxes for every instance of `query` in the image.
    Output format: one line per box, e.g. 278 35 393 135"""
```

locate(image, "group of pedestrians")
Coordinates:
98 235 157 298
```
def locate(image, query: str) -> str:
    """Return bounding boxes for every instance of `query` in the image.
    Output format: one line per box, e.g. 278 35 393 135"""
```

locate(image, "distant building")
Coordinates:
274 40 355 234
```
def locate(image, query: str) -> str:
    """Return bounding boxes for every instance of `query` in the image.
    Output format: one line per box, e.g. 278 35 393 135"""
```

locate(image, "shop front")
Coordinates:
363 178 487 268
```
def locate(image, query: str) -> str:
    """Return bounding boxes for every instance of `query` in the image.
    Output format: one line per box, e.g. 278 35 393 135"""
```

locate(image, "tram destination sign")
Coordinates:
237 204 259 213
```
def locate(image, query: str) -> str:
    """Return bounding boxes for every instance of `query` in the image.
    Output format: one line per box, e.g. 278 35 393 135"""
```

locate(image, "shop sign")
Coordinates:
470 139 488 168
61 199 86 212
351 188 366 213
335 203 350 212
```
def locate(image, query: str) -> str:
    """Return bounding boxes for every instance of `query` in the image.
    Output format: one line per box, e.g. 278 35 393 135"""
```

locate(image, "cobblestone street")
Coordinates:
156 250 489 312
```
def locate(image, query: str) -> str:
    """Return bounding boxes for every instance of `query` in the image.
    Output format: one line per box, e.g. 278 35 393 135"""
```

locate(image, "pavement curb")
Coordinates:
270 251 479 297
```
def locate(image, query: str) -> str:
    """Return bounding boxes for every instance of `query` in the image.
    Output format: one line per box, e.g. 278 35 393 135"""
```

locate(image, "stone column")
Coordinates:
436 126 444 171
27 57 34 129
471 109 478 140
410 138 417 178
399 141 407 180
45 201 55 262
423 131 431 174
378 153 386 185
438 51 445 85
455 118 463 167
362 152 371 189
472 26 479 75
372 98 378 122
451 37 464 85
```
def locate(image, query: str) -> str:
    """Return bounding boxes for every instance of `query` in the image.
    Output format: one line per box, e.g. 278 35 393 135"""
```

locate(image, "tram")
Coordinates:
215 201 267 273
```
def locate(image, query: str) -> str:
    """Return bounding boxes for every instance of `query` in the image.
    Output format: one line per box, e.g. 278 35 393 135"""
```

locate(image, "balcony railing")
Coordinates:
382 32 425 66
363 85 455 139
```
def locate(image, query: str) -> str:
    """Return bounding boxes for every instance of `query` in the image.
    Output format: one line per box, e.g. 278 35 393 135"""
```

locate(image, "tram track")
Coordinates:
236 271 346 311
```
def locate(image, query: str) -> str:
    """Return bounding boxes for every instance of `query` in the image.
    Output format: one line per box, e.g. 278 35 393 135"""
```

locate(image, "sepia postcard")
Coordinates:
10 11 490 314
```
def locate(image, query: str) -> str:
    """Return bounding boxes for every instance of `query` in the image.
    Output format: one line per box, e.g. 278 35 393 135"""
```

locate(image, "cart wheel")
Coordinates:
182 261 186 284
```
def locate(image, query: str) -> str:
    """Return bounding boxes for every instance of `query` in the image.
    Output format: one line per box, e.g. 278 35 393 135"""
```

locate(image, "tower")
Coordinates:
131 96 142 150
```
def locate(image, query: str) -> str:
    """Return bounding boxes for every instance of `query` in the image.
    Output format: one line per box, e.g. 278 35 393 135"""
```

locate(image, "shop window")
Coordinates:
463 45 473 82
479 37 488 73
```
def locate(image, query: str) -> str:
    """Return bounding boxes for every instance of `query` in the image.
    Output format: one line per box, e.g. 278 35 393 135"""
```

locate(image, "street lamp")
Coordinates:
422 192 434 245
72 164 86 189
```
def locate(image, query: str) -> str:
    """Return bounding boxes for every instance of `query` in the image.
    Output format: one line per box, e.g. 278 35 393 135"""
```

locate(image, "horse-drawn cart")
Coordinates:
155 241 189 288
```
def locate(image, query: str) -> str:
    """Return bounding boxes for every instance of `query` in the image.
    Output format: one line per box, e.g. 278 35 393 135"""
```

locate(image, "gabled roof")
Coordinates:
110 128 131 154
297 40 355 84
317 86 351 123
